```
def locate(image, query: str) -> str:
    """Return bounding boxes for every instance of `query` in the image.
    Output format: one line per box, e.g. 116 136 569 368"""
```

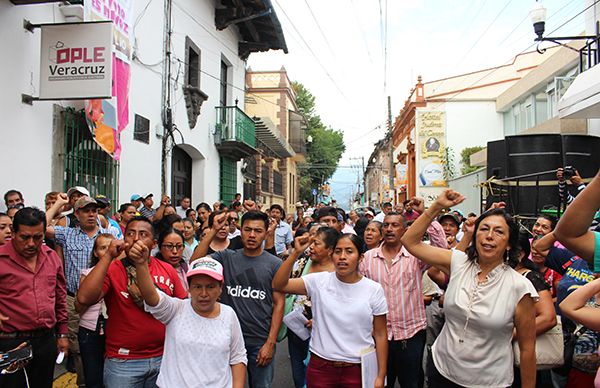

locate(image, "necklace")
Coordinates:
458 263 507 343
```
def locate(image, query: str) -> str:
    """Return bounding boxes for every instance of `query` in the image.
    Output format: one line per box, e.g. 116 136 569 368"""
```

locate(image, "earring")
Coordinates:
504 249 509 262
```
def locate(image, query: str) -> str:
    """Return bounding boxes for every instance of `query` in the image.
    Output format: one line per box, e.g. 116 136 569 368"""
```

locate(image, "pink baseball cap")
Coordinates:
186 257 224 282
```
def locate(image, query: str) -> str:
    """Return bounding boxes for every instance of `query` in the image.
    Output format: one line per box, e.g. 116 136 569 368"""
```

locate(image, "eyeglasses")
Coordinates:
162 243 184 251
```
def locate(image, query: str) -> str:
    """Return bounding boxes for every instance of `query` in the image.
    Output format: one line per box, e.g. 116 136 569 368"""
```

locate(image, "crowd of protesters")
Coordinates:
0 166 600 388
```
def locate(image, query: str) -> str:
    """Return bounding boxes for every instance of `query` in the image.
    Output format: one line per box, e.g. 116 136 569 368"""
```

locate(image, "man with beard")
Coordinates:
360 199 446 388
193 211 283 388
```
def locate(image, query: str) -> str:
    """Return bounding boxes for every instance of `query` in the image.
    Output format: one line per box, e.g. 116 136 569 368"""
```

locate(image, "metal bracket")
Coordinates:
21 94 38 105
23 19 40 33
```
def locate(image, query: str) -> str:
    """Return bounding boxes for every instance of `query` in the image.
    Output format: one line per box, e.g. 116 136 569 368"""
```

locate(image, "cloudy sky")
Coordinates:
248 0 585 207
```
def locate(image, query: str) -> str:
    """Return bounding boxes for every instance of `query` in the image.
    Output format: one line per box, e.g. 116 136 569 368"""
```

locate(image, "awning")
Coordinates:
253 116 295 158
558 64 600 119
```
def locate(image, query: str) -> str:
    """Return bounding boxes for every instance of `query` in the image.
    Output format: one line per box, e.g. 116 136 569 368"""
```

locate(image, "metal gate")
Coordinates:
63 108 120 203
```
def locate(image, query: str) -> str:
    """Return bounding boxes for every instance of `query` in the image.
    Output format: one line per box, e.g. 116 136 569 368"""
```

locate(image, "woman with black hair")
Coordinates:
401 190 538 388
273 233 388 388
283 226 337 388
154 227 188 291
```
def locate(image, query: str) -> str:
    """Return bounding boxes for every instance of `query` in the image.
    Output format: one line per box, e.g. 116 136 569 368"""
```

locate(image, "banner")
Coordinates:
417 111 446 187
85 0 134 160
395 163 408 192
39 22 112 99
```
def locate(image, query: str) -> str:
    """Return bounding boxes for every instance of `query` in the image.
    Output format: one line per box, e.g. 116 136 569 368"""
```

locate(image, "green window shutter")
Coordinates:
220 156 237 201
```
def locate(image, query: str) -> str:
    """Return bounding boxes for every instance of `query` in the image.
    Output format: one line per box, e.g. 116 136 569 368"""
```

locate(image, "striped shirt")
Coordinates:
359 221 447 341
54 226 121 294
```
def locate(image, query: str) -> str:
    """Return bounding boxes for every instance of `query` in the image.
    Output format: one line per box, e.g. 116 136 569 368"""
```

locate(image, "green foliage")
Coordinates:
460 146 485 175
292 81 345 201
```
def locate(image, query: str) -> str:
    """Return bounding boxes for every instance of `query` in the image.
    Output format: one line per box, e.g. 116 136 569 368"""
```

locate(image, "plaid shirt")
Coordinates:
54 226 121 294
139 206 156 219
359 220 447 341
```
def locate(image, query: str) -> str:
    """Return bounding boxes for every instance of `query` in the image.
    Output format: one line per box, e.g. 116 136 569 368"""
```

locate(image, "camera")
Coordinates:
563 166 576 179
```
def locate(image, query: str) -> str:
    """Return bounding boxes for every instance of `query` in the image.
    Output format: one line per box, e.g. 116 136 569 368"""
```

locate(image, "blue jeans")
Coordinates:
103 356 162 388
288 331 309 388
78 327 105 388
246 343 276 388
387 330 426 388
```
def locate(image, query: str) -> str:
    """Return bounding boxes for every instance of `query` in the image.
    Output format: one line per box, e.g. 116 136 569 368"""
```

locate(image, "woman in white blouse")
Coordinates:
273 233 388 388
401 190 537 388
130 245 247 388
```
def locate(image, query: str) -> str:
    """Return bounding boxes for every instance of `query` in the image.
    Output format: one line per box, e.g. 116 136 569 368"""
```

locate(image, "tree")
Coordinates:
293 81 345 202
460 146 485 175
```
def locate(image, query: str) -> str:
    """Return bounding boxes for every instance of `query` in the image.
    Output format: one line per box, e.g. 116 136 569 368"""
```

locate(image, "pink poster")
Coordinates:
85 0 133 160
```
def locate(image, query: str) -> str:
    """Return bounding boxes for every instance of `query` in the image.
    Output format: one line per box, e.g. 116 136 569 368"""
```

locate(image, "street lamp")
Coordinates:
530 0 599 55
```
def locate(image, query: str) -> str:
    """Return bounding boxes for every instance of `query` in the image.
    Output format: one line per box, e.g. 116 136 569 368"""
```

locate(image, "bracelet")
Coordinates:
57 334 69 338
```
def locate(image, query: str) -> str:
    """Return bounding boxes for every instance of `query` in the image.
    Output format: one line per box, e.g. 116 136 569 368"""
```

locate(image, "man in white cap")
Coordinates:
55 186 90 228
131 255 247 387
45 194 121 385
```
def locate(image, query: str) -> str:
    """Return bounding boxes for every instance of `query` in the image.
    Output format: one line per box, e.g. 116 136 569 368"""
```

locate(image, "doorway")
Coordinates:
171 146 192 206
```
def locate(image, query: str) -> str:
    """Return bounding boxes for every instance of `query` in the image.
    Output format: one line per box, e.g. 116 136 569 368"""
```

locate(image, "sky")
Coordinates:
247 0 586 208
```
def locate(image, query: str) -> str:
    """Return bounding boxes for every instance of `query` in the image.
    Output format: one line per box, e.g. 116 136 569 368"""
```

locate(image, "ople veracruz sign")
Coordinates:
39 21 113 100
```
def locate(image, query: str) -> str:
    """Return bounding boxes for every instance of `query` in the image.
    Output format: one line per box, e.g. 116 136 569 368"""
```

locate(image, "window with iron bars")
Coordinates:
273 171 283 196
261 165 270 193
63 108 119 203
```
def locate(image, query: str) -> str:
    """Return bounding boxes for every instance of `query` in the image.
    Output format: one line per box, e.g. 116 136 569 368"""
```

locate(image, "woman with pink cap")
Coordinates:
129 248 247 388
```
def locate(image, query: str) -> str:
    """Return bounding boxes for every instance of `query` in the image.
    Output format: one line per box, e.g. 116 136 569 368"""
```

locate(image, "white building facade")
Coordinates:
0 0 286 210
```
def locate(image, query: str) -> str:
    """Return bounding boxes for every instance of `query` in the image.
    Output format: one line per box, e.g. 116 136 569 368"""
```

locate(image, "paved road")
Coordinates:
269 337 295 388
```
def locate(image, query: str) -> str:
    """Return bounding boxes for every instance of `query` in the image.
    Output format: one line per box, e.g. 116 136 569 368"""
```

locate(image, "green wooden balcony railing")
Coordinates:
215 106 256 148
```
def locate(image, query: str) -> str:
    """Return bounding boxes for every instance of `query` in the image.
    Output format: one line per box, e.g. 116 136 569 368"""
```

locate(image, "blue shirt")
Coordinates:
274 221 293 255
54 226 121 294
545 246 594 334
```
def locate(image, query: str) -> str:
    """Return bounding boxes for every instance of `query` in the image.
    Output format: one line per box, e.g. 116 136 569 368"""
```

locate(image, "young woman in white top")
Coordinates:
273 233 388 388
129 243 247 388
401 190 538 388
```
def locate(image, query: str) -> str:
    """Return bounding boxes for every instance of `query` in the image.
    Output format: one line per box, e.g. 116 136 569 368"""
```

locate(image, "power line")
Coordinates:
431 0 515 95
429 0 596 109
350 0 374 64
302 0 337 61
272 0 351 102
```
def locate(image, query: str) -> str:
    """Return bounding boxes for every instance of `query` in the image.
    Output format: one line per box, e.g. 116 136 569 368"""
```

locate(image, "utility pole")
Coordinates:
350 156 366 205
387 96 394 204
160 0 174 195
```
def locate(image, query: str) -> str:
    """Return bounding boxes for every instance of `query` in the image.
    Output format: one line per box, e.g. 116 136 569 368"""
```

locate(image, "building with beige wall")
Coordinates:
245 68 306 214
391 48 558 205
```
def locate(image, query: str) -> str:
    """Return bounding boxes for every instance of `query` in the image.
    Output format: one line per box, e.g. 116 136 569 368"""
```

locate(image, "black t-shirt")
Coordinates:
207 236 277 256
523 269 551 293
207 236 243 255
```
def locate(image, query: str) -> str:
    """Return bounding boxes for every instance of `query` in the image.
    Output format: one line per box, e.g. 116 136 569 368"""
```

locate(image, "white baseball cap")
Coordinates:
67 186 90 198
186 257 224 282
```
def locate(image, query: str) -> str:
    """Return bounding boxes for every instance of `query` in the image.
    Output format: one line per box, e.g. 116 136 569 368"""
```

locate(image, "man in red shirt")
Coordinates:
77 216 187 387
0 207 69 388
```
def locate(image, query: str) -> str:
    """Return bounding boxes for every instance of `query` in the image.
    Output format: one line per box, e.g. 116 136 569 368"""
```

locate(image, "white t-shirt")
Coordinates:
303 271 388 363
432 250 538 388
145 292 247 388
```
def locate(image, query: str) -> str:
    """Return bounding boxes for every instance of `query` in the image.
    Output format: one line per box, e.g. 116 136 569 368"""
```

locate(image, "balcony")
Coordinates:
289 110 307 162
214 106 258 160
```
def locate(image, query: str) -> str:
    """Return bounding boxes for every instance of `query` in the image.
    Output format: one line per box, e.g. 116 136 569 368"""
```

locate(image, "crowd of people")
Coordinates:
0 166 599 388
